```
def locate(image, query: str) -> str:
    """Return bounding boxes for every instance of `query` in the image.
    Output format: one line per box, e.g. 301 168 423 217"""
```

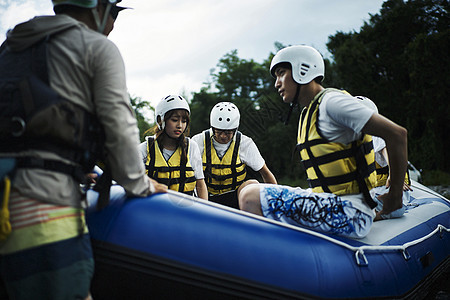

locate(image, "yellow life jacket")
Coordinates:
375 162 411 187
297 88 377 209
202 130 247 195
145 137 196 195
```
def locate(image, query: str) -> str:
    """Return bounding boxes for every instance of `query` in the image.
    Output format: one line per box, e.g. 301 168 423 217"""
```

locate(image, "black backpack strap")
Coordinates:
93 164 113 210
16 157 86 183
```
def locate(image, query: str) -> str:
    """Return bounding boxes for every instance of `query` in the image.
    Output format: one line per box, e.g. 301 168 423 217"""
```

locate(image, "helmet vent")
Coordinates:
165 95 175 102
210 102 240 129
300 63 310 76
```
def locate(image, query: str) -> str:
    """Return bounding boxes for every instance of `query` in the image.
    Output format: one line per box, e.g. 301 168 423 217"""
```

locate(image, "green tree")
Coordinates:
129 95 153 142
189 88 219 136
326 0 450 171
190 49 306 185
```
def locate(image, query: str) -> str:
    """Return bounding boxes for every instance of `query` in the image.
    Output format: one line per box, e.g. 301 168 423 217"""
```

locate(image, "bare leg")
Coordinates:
237 179 259 198
238 184 263 215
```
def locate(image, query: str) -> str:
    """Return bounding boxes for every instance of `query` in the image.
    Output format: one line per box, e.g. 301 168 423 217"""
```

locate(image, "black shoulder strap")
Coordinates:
178 138 188 192
302 99 331 193
230 131 242 191
147 137 156 178
16 157 85 183
204 130 212 185
352 140 377 209
33 35 50 85
93 164 113 210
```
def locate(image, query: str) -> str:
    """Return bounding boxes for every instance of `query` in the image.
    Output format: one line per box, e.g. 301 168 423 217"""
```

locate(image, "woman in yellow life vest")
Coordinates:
139 95 208 199
192 102 277 209
239 45 408 238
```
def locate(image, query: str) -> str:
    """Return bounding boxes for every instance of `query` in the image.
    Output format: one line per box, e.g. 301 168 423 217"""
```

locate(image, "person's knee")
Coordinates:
237 179 259 196
238 184 260 211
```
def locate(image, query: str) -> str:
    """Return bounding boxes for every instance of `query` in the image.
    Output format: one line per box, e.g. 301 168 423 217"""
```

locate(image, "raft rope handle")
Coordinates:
355 249 369 267
0 176 12 241
353 224 450 266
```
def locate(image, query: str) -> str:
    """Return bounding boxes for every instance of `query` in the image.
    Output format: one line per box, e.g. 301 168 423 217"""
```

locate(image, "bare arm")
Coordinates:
258 164 277 184
381 147 412 191
362 113 408 219
196 179 208 200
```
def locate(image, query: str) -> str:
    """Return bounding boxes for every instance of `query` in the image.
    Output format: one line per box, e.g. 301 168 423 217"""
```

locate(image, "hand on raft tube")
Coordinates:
149 177 168 194
374 191 405 221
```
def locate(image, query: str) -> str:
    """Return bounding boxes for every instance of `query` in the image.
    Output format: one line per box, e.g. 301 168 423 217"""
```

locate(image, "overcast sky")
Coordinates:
1 0 385 114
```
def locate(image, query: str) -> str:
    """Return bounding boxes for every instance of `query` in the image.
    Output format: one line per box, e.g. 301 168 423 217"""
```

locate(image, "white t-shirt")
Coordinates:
318 91 374 144
316 91 376 217
138 137 204 180
191 129 265 172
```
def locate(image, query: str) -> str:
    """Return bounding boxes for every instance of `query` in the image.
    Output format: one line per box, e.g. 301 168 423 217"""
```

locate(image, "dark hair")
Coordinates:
314 76 324 84
145 109 190 164
277 62 292 70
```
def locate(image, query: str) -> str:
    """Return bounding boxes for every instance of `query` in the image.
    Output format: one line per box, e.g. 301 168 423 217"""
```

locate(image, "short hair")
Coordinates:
274 62 292 71
53 4 88 15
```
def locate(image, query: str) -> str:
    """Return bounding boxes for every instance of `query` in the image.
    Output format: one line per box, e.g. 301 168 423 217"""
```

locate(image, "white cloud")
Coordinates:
1 0 385 111
0 1 52 34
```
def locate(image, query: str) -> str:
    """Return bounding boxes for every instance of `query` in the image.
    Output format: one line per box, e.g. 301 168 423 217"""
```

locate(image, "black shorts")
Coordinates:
209 190 239 209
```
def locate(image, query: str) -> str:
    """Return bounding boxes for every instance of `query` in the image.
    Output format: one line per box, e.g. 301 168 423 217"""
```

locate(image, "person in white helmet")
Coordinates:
139 95 208 199
0 1 166 299
192 102 277 209
239 45 408 238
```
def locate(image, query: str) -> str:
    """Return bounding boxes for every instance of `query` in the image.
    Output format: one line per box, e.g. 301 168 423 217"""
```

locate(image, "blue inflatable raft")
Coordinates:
86 181 450 299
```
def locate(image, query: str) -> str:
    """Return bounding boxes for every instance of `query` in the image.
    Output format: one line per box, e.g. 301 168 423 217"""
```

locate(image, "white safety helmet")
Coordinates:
155 94 190 130
270 45 325 84
356 96 379 114
210 102 240 130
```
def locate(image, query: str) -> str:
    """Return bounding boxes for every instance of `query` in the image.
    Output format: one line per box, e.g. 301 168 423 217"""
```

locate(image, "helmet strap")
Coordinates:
91 2 113 34
284 84 301 125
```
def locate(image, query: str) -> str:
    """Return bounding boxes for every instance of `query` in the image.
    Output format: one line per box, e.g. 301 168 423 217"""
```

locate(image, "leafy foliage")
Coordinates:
190 49 306 184
326 0 449 171
129 95 153 142
137 0 449 184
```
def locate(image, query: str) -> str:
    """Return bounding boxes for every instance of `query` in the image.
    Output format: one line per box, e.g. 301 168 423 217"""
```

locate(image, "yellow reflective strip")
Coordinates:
0 176 12 241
